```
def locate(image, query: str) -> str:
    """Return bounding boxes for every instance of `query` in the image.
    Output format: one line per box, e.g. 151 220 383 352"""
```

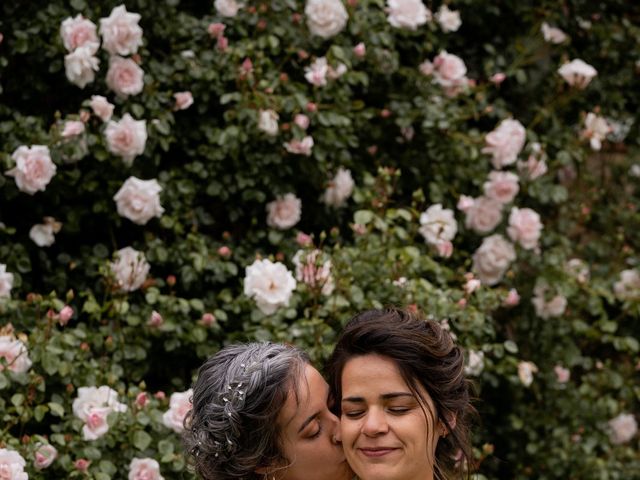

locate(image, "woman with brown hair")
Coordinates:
326 308 475 480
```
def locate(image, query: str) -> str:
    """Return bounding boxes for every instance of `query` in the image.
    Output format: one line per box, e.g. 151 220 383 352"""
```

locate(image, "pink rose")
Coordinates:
34 443 58 470
504 288 520 307
64 43 100 88
0 264 13 298
216 35 229 52
541 22 568 44
558 59 597 89
419 60 434 76
110 247 150 292
266 193 302 230
207 22 226 38
518 361 538 387
608 413 638 445
147 310 164 327
435 5 461 32
294 114 310 130
135 392 148 408
457 195 474 212
106 56 144 97
432 51 467 88
296 232 313 247
217 246 232 257
353 42 366 58
483 171 519 204
472 234 516 286
113 176 164 225
554 365 570 383
58 305 74 326
83 406 111 440
284 136 314 156
518 146 548 180
62 120 85 138
89 95 114 122
99 5 143 56
105 114 147 165
75 459 90 472
6 145 56 195
0 336 32 374
482 119 526 169
464 196 503 234
532 283 567 319
386 0 431 29
322 168 355 207
305 57 329 87
174 91 194 111
490 72 506 85
215 0 241 17
200 313 216 327
436 240 453 258
129 458 164 480
60 15 98 52
162 389 193 433
507 207 542 250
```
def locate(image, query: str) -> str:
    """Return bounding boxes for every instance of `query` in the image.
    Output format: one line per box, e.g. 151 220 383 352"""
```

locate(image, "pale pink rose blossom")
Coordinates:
613 269 640 301
327 63 348 80
284 136 314 156
0 336 32 374
60 15 98 52
463 273 481 295
472 234 516 286
200 313 216 326
305 57 329 86
554 365 570 383
58 305 74 326
106 56 144 97
490 72 506 85
162 389 193 433
89 95 114 122
517 361 538 387
72 386 127 440
147 310 164 327
83 406 111 440
6 145 57 195
207 22 226 38
0 448 28 480
541 22 568 44
64 43 100 88
419 60 434 76
386 0 431 30
322 168 355 207
105 114 147 165
29 217 62 247
75 459 90 472
110 247 150 292
353 42 366 58
482 119 526 169
305 0 348 38
483 171 519 204
99 5 143 56
558 59 597 89
419 204 457 245
432 51 467 88
582 112 611 151
292 249 335 295
266 193 302 229
244 259 297 314
532 282 567 319
215 0 242 17
518 145 548 180
436 241 453 258
33 444 58 470
174 91 194 111
464 196 503 234
608 413 638 445
435 5 461 32
135 392 149 408
296 232 313 247
218 246 232 257
465 350 484 376
62 120 85 138
129 458 165 480
258 109 279 136
216 35 229 51
113 177 164 225
294 114 310 130
457 195 475 212
504 288 520 306
507 207 542 250
0 264 13 298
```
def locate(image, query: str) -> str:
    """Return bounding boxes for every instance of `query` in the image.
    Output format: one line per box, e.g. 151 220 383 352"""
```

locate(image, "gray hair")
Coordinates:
183 342 309 480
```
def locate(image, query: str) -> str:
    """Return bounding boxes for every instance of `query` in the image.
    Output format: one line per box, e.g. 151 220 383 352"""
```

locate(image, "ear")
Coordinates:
439 411 457 436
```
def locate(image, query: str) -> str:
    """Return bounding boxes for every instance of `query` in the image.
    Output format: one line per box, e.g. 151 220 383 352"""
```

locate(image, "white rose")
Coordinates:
0 448 28 480
244 259 297 315
284 136 314 156
99 5 143 56
215 0 242 17
608 413 638 445
64 43 100 88
89 95 114 122
0 336 32 374
129 458 165 480
386 0 431 29
72 386 127 440
173 91 194 110
305 57 329 87
33 443 58 470
507 207 542 250
60 15 98 52
432 51 467 88
483 171 519 204
106 56 144 97
465 350 484 376
582 112 611 151
113 177 164 225
266 193 302 230
419 204 457 245
110 246 150 292
532 282 567 319
305 0 348 38
0 264 14 298
464 196 503 234
541 22 568 44
482 119 526 169
105 114 147 165
613 269 640 301
29 217 62 247
6 145 57 195
162 389 193 433
258 109 279 136
322 168 354 207
517 361 538 387
292 249 334 296
82 406 112 440
435 5 461 32
558 59 597 89
472 234 516 286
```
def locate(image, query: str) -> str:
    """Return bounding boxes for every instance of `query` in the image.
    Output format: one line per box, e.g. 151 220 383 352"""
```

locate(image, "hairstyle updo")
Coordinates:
326 308 476 479
183 342 309 480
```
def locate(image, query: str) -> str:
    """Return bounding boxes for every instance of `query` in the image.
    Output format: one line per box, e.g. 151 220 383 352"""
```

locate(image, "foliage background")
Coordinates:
0 0 639 478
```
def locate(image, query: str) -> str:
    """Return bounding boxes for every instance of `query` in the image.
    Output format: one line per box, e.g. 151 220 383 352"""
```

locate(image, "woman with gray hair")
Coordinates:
183 342 353 480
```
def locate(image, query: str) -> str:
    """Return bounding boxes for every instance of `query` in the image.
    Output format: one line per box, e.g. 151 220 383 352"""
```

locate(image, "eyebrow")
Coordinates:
342 392 414 403
297 411 320 434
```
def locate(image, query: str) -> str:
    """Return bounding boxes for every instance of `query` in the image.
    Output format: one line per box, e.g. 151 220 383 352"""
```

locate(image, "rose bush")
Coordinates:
0 1 639 479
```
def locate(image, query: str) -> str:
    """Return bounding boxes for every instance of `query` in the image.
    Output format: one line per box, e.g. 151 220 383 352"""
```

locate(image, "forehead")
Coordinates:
278 364 327 430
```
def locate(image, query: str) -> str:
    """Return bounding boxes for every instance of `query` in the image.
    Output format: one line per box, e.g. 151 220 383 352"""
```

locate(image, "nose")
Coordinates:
361 408 388 436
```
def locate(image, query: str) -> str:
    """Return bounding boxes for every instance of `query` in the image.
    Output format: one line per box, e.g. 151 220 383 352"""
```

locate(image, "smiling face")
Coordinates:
339 354 440 480
275 364 353 480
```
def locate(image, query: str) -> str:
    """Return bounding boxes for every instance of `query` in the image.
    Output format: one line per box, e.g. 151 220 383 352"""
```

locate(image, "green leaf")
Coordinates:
48 402 65 417
354 210 374 225
133 430 152 451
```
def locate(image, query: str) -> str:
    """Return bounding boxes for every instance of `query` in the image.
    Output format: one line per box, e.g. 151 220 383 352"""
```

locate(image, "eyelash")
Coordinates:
309 421 323 439
344 407 411 418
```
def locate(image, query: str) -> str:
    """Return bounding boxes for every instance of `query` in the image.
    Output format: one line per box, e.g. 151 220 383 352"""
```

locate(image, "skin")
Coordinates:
338 354 441 480
273 364 353 480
